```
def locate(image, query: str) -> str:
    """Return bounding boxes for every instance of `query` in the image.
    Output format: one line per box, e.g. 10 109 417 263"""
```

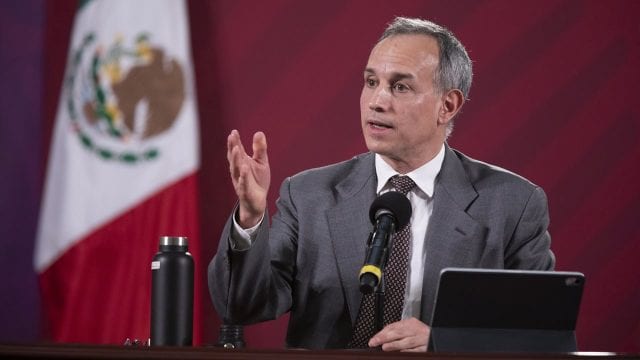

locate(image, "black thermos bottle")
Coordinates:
150 236 194 346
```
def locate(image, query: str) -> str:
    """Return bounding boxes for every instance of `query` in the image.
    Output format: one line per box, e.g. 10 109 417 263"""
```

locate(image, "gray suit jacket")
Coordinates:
208 145 554 349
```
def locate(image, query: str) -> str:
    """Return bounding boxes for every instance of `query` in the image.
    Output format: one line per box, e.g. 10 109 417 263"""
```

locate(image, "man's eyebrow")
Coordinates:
364 68 415 81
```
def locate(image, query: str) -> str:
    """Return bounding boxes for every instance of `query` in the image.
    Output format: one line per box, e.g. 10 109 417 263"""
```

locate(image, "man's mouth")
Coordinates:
368 120 393 129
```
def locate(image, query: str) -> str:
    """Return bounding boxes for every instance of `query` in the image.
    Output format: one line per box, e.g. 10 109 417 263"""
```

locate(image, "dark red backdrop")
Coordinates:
43 0 639 352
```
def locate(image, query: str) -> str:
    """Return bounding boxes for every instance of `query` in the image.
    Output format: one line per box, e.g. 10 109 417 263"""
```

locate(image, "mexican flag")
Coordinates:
35 0 202 343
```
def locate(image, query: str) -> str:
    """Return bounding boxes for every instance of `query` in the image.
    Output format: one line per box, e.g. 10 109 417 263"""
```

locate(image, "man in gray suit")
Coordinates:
209 17 554 351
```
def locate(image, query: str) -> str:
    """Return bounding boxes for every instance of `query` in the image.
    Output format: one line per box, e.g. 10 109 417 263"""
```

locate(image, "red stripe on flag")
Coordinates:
39 173 202 344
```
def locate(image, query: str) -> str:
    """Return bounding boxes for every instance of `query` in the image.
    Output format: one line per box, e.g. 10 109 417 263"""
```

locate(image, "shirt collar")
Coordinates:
375 144 445 197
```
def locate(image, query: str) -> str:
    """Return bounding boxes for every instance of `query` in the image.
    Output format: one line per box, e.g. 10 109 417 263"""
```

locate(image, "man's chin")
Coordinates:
364 140 391 155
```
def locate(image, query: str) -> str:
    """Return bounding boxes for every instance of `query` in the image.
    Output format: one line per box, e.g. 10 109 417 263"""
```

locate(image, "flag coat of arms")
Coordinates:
35 0 202 343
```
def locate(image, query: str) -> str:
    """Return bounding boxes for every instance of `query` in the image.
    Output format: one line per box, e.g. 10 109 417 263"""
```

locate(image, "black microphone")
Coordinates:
359 191 412 294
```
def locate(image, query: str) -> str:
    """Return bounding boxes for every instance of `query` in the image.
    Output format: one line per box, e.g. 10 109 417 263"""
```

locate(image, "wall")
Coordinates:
1 0 638 352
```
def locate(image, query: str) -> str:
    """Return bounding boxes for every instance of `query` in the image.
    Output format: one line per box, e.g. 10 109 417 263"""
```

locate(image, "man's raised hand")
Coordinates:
227 130 271 228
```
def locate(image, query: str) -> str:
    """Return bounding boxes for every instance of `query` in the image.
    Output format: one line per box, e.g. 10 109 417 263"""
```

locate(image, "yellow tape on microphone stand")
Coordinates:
359 265 382 280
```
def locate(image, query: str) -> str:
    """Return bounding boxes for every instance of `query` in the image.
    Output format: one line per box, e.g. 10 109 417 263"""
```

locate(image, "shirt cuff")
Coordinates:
230 210 264 251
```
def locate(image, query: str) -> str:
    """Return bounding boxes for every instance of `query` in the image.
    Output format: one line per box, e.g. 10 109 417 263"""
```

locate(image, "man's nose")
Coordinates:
369 86 391 112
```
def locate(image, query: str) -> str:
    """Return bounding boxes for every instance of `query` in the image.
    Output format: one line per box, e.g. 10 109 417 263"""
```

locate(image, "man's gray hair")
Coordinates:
379 17 473 137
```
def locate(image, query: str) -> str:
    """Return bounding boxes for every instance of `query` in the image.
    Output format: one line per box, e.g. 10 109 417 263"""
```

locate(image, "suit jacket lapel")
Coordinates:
326 153 377 324
420 145 487 324
324 148 489 325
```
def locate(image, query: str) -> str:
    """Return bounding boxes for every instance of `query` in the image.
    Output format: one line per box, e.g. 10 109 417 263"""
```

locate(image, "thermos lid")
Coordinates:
159 236 188 247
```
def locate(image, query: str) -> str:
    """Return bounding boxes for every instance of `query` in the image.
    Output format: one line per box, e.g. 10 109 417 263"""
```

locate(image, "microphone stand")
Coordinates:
374 275 385 333
361 222 398 336
374 226 398 334
359 191 411 342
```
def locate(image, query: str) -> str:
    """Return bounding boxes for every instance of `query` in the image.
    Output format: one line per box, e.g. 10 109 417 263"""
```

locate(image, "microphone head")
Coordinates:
369 191 412 229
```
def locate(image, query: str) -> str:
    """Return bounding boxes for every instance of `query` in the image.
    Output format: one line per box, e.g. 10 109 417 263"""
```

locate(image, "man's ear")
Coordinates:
438 89 465 125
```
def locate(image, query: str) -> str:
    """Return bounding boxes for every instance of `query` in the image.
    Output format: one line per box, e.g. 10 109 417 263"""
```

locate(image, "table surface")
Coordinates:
1 343 638 360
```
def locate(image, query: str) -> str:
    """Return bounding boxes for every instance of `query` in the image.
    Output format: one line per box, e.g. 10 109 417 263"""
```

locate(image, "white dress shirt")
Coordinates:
374 144 445 319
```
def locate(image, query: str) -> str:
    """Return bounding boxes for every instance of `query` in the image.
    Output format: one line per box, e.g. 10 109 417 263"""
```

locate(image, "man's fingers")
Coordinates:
380 336 425 352
227 129 240 152
373 320 405 339
369 325 399 348
228 129 249 157
401 345 427 353
252 131 268 163
369 318 430 352
227 130 267 166
227 130 245 163
228 145 244 181
234 161 254 195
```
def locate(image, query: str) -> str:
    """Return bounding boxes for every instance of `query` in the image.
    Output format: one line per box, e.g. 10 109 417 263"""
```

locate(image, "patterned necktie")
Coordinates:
348 175 416 348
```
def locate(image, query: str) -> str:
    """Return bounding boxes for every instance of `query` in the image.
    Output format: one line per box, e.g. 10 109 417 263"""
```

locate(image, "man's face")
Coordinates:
360 34 447 172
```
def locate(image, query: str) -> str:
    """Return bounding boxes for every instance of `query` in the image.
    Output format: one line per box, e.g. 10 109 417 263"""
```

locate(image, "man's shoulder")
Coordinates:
291 152 373 180
287 152 375 192
451 148 540 193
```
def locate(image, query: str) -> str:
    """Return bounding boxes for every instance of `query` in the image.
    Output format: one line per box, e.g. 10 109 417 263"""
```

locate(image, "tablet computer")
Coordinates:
429 268 585 352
